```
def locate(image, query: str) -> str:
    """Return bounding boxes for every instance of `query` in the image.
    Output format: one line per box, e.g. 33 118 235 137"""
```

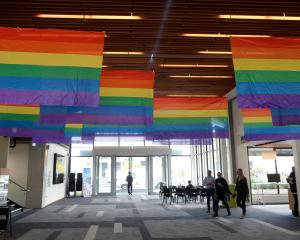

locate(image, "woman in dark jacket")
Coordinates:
234 168 249 219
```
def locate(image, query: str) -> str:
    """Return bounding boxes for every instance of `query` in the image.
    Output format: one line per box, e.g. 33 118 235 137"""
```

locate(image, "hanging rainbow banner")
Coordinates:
100 70 154 107
146 97 229 141
0 27 104 107
231 37 300 108
82 124 145 137
40 70 154 126
241 108 300 140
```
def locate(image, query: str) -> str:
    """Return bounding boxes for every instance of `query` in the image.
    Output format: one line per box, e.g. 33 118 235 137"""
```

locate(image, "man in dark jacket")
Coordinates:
213 172 231 217
126 172 133 195
287 167 299 217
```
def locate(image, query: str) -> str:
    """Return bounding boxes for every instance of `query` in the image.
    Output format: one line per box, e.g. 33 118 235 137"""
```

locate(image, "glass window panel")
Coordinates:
171 156 191 186
120 136 145 146
94 136 119 146
171 145 191 155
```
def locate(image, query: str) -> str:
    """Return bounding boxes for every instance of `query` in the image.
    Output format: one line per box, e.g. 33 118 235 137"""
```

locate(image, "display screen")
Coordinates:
53 153 65 184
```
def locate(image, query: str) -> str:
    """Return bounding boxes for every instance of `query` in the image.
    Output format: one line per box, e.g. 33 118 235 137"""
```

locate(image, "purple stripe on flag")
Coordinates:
272 115 300 126
238 94 300 108
66 114 153 125
146 131 214 140
0 90 99 107
0 128 64 138
245 133 300 141
32 137 71 144
41 114 153 125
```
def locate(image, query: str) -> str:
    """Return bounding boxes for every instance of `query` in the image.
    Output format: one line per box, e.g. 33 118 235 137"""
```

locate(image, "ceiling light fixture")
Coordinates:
167 95 218 97
169 75 233 79
198 50 232 55
218 14 300 21
182 33 271 38
36 14 143 20
104 51 144 55
160 64 229 68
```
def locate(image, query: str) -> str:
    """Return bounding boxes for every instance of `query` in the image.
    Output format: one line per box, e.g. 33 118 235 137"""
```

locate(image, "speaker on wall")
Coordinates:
68 173 75 192
76 173 83 191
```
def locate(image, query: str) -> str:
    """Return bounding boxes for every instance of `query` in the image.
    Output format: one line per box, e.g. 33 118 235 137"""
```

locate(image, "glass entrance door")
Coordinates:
115 156 148 194
150 156 167 194
97 156 115 194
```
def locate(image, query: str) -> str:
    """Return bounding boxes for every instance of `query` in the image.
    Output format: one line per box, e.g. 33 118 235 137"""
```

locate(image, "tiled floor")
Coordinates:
1 195 300 240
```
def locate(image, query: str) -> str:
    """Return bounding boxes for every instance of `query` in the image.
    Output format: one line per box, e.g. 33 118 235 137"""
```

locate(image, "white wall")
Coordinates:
7 144 30 206
42 144 69 207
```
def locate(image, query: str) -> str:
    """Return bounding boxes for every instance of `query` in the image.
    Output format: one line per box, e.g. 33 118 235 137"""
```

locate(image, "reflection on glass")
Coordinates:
116 157 130 192
131 157 147 190
171 156 191 186
98 157 112 193
152 156 165 193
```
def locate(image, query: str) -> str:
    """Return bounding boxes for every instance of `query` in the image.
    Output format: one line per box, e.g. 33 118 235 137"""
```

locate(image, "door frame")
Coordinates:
93 147 171 196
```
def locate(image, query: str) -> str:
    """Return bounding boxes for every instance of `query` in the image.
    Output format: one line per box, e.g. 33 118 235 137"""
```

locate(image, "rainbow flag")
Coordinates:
231 37 300 108
65 124 83 138
147 97 229 141
100 70 154 107
241 108 300 140
40 105 152 126
0 27 104 107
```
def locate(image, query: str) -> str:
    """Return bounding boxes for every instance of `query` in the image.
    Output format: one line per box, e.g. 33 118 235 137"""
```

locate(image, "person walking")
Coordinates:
203 170 215 213
233 168 249 219
287 167 299 217
126 172 133 195
213 172 231 217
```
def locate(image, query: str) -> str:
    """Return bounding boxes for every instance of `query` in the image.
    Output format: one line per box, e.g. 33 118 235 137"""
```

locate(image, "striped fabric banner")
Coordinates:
147 97 229 141
241 108 300 140
231 37 300 108
65 124 83 138
271 108 300 126
100 70 154 107
40 105 153 126
0 27 104 107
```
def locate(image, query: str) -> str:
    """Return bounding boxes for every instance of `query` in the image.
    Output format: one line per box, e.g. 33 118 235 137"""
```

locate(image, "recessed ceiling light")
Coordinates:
198 51 232 55
169 75 233 79
160 64 229 68
36 14 143 20
182 33 271 38
167 95 218 97
104 51 144 55
218 14 300 21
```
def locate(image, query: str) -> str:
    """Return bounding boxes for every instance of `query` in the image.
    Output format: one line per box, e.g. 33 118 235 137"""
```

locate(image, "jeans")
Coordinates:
214 196 230 215
237 194 247 214
206 188 215 212
128 183 132 195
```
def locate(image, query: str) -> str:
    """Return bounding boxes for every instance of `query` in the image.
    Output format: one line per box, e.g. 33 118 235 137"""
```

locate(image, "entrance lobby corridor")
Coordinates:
5 195 300 240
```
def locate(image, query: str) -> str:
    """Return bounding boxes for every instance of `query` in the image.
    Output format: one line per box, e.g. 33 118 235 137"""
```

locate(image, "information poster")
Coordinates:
83 168 92 197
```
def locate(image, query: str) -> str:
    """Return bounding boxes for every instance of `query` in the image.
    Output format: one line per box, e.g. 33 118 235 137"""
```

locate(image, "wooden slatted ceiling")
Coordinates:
1 0 300 96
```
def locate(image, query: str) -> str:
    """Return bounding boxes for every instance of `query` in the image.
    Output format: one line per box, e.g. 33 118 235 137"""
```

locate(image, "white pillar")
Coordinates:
291 141 300 213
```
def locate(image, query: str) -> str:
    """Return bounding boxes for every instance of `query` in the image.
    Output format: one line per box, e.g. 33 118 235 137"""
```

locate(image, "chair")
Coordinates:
186 187 197 202
175 186 186 203
158 182 165 199
196 186 205 203
162 186 174 205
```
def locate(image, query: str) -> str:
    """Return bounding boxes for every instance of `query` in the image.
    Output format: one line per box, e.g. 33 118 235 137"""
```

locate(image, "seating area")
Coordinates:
161 185 206 205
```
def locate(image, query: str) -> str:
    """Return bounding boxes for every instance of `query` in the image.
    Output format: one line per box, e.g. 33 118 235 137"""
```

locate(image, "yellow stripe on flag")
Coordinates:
0 105 40 115
0 51 102 68
100 87 153 98
154 110 228 118
243 116 272 123
233 58 300 71
65 124 83 129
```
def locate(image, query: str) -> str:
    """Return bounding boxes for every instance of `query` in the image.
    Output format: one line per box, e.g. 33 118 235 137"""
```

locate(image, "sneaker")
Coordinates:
213 213 218 217
240 214 245 219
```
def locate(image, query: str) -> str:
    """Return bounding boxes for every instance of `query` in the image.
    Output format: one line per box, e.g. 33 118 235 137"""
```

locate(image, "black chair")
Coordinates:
175 186 186 203
186 187 197 202
196 186 205 203
162 186 174 205
158 182 165 199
